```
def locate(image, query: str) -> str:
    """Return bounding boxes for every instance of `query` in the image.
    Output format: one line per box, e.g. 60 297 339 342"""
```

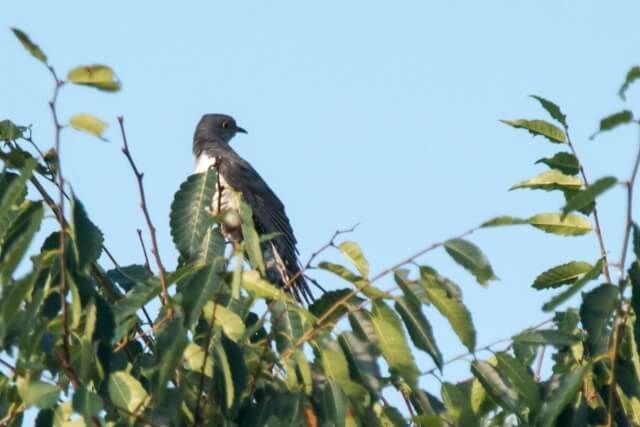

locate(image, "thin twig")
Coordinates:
118 116 172 317
534 346 546 382
136 228 152 272
606 124 640 427
0 407 24 426
564 125 612 283
0 358 15 373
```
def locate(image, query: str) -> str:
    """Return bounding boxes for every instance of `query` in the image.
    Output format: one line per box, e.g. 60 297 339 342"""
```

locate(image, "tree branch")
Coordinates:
117 116 172 317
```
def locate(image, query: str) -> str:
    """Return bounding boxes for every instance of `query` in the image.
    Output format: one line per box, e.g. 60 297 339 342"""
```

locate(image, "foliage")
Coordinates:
1 28 640 427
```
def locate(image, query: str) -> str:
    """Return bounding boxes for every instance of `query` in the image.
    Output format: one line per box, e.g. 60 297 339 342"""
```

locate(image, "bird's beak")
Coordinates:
236 125 248 134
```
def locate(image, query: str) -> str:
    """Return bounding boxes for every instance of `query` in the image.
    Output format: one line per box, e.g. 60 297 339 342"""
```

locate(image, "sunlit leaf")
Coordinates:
183 343 213 378
510 170 581 192
371 301 419 388
530 95 567 127
512 329 581 347
241 270 280 299
619 66 640 100
532 261 593 289
17 378 59 409
444 238 497 285
480 215 528 228
501 118 565 143
591 110 634 139
394 269 429 306
11 28 47 63
535 152 579 176
67 64 121 92
494 352 539 412
527 213 591 236
323 380 347 427
203 302 246 342
238 196 265 275
562 176 617 218
69 114 108 139
339 241 369 277
0 120 27 141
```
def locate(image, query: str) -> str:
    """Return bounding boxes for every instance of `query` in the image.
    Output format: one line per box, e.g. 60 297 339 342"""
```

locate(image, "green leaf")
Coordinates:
532 261 594 289
213 341 235 409
309 288 361 325
423 277 475 351
395 296 442 369
494 352 539 412
510 170 581 192
17 378 59 409
69 114 108 139
580 284 617 354
471 360 520 413
317 338 368 401
371 301 419 388
562 176 617 218
170 170 217 261
70 196 103 274
0 120 27 141
270 300 304 353
631 262 640 355
530 95 567 127
394 269 429 306
338 332 382 397
0 158 37 240
527 213 592 236
11 28 47 63
1 201 44 283
512 329 581 347
633 223 640 259
152 316 188 400
501 118 566 143
318 261 384 298
619 66 640 100
112 277 160 323
238 197 265 275
183 342 213 378
480 215 528 228
339 241 369 277
444 238 497 286
323 380 347 427
591 110 634 139
203 302 246 342
536 362 592 427
67 64 121 92
71 386 103 419
535 152 579 176
542 259 603 312
108 371 150 414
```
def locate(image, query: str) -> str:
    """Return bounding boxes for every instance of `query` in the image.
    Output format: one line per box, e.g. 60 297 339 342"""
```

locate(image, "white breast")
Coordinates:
194 153 239 218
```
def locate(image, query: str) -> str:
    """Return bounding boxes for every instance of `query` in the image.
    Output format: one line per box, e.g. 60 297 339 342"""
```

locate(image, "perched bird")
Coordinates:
192 113 312 302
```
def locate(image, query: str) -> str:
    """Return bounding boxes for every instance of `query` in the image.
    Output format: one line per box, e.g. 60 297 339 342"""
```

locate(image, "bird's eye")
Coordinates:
221 121 230 129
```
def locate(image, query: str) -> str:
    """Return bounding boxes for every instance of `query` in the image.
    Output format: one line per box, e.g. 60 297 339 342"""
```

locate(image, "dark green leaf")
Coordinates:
441 382 478 427
71 197 103 274
532 261 593 290
112 277 160 323
0 158 37 240
317 338 368 402
562 176 617 218
170 170 217 262
501 118 566 143
11 28 47 63
443 238 497 285
348 309 379 348
619 66 640 100
238 197 265 275
323 380 347 427
395 296 442 369
512 329 581 347
371 301 419 388
542 259 603 312
106 264 151 292
423 277 475 352
535 152 579 175
580 284 617 354
633 223 640 259
510 170 581 192
394 269 429 306
494 352 539 412
308 288 361 325
591 110 634 139
1 201 44 283
480 215 528 228
536 362 592 427
0 120 27 141
67 64 121 92
471 360 520 413
631 262 640 354
530 95 567 127
338 332 382 397
527 213 592 236
72 386 104 419
153 316 188 400
270 300 304 353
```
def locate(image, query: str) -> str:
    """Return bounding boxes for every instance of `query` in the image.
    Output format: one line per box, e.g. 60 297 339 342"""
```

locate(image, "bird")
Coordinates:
192 113 312 302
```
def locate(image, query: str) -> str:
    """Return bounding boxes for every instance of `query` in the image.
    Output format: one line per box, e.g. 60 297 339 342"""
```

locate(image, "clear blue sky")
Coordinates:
2 0 640 419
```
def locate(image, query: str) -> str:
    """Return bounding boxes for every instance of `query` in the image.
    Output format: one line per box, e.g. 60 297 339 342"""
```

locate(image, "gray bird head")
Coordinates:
193 113 247 147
